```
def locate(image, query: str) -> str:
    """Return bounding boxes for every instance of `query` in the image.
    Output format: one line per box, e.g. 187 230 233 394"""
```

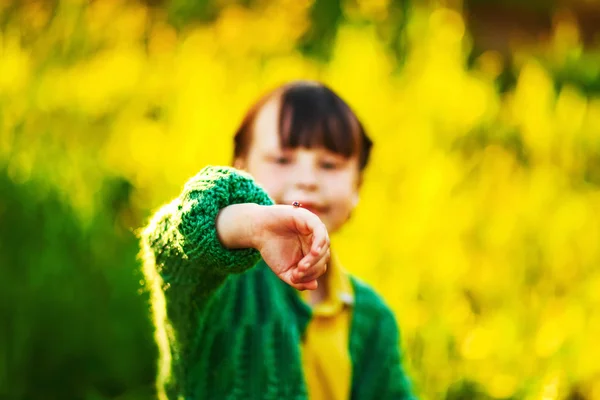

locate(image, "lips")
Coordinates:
294 202 328 215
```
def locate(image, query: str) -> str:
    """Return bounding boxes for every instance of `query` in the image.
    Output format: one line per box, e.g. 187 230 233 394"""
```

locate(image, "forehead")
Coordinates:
251 97 281 150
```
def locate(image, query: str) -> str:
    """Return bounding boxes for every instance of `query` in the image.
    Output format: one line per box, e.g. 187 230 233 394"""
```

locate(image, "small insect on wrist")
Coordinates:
292 201 302 208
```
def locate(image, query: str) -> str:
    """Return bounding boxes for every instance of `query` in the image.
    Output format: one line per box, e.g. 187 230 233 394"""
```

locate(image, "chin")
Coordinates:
324 221 340 233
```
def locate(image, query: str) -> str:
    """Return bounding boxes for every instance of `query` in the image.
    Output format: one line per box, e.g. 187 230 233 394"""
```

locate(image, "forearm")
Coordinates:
142 166 273 281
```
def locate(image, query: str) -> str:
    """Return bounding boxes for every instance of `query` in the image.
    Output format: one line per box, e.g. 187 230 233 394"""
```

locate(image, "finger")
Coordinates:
281 268 319 291
303 248 330 276
294 250 328 282
292 279 318 291
294 211 329 254
309 221 329 256
295 265 326 284
293 250 329 284
298 238 330 270
297 248 325 274
284 267 318 290
302 254 328 282
298 234 329 272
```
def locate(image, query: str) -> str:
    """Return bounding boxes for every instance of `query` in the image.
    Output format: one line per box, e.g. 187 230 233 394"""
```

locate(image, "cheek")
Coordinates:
332 195 355 217
250 166 288 200
327 172 358 196
323 189 355 232
324 176 357 210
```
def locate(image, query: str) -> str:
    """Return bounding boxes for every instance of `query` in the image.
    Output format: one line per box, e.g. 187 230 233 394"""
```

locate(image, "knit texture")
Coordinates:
140 165 416 400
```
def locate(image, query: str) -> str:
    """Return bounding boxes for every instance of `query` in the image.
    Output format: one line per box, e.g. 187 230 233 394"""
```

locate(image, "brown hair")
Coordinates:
233 81 373 170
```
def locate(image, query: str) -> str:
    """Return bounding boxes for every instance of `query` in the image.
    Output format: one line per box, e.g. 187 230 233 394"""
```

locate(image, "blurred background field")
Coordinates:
1 0 600 399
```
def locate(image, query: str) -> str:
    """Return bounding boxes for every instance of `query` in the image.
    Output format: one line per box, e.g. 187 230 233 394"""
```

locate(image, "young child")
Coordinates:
140 81 417 400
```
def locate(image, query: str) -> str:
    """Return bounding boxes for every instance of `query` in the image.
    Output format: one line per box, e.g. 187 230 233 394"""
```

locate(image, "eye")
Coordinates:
273 156 291 165
320 160 339 170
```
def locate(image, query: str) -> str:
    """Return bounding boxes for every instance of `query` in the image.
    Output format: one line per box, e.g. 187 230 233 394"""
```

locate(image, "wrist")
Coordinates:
247 204 270 250
216 203 263 249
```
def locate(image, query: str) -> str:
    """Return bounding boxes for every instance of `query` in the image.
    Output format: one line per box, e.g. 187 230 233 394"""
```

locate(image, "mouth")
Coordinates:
294 202 328 215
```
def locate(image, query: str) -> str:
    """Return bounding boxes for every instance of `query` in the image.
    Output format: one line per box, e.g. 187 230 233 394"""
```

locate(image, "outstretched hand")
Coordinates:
251 205 330 290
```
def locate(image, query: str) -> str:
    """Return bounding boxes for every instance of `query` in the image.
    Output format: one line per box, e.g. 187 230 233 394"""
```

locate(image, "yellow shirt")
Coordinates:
300 252 355 400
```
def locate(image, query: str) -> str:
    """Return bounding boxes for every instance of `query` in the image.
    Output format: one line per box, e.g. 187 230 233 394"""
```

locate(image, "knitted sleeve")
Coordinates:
139 166 274 393
142 165 273 290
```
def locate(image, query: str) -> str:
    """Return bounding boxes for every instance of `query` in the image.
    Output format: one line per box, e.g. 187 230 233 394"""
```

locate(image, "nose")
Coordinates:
292 161 319 192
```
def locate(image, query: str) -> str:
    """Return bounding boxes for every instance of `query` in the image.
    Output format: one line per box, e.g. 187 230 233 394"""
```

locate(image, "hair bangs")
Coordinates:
277 85 362 161
233 81 373 169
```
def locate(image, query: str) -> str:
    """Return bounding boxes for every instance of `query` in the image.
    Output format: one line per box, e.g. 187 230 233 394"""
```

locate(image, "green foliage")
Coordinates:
0 168 156 399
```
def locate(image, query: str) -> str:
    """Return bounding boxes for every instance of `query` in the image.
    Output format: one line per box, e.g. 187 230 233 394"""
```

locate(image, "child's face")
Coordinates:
236 98 361 234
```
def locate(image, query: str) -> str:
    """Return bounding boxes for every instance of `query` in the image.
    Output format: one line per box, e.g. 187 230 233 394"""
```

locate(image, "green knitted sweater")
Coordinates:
140 166 416 400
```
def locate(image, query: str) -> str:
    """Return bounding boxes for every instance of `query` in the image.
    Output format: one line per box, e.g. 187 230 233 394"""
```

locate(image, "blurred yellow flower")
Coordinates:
2 1 599 398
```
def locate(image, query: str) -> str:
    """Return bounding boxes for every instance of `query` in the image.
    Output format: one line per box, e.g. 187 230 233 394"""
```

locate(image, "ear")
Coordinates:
233 157 245 170
353 173 363 208
352 193 360 208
